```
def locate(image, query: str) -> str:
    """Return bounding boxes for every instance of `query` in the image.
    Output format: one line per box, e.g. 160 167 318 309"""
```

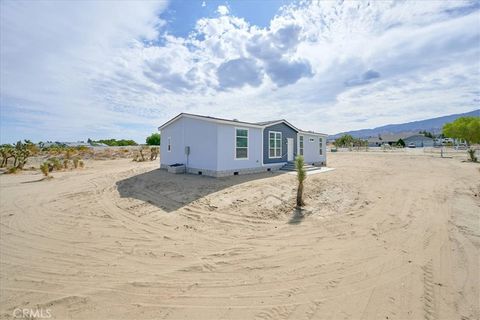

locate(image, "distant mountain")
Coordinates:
330 109 479 139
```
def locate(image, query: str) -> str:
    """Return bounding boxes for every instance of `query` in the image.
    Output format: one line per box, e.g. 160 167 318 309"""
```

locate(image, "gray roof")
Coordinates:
254 119 284 126
403 134 433 141
368 133 432 143
159 113 327 135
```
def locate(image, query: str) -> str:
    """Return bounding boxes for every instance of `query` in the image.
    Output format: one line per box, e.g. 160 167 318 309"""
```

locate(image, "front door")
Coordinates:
287 138 294 161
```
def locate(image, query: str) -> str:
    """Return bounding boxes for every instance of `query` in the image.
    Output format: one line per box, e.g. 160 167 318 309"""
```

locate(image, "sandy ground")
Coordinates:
0 153 478 320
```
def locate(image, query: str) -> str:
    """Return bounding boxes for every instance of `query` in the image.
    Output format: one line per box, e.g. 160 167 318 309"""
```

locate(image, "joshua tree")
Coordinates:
138 146 148 161
0 145 14 167
295 155 306 207
12 141 35 169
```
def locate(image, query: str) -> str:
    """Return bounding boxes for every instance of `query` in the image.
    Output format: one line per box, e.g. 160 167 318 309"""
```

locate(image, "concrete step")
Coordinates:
281 164 320 171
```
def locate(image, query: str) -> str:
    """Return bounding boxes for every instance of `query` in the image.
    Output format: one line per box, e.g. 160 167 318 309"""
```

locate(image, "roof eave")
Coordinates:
298 130 328 136
158 113 264 131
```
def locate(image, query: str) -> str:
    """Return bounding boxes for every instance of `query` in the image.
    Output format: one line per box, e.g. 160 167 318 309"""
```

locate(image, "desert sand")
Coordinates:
0 152 478 319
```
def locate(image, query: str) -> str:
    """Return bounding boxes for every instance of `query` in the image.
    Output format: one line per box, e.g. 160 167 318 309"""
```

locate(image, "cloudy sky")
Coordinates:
1 0 479 143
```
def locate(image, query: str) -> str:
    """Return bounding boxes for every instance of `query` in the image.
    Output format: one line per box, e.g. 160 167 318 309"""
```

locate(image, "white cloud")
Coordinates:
1 0 168 142
1 0 479 142
217 5 229 16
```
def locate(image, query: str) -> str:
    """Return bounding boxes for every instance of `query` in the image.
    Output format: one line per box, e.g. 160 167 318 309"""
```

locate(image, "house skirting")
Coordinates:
160 163 285 177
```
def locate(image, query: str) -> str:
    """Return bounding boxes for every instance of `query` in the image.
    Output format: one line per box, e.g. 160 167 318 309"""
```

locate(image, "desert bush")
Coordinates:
133 154 139 162
7 167 18 174
90 139 137 146
63 159 70 169
40 162 49 176
79 160 84 168
73 157 79 168
467 148 478 162
150 147 159 161
65 148 73 160
49 158 63 170
138 147 148 162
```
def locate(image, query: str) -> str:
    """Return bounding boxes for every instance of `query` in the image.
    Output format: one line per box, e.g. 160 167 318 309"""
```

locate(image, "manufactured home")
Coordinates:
158 113 327 177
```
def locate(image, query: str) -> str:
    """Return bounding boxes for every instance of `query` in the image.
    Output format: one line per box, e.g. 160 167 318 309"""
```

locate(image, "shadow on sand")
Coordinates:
116 169 284 213
288 207 306 225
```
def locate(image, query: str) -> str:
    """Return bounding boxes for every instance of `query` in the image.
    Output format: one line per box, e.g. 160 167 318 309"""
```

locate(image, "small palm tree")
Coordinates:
295 155 306 207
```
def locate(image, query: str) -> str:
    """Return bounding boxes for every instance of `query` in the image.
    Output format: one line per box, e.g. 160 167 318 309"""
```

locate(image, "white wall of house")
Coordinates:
160 117 186 166
160 117 218 170
216 124 263 171
299 133 327 164
160 115 328 174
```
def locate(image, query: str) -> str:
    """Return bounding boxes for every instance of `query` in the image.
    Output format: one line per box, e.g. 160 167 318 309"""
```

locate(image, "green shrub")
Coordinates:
91 139 137 146
73 158 79 168
146 133 161 146
49 158 63 170
7 167 17 174
467 148 478 162
40 163 49 176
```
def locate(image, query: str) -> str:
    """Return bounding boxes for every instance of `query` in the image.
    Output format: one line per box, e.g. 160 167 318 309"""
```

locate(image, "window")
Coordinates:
167 137 171 152
319 138 323 155
299 135 304 155
269 131 282 158
235 128 248 159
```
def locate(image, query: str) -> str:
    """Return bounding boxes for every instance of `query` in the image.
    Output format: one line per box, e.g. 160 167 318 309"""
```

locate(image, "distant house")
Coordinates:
403 134 434 147
368 133 434 147
367 133 408 147
158 113 327 177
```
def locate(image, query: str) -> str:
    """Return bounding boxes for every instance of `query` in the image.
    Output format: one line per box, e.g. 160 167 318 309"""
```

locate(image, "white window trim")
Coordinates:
167 137 171 152
268 131 282 159
234 127 249 160
299 135 304 156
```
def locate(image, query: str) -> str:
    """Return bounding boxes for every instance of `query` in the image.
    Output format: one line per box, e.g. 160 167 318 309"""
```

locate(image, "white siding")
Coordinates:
300 133 327 164
216 124 263 171
160 118 185 166
160 117 218 170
